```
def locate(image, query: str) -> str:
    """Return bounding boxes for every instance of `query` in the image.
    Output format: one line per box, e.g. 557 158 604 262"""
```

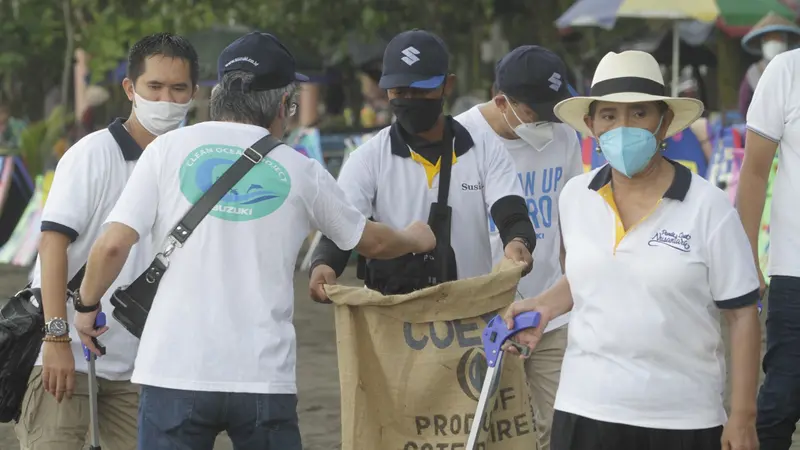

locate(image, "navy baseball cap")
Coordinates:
495 45 571 122
379 29 449 90
218 32 309 92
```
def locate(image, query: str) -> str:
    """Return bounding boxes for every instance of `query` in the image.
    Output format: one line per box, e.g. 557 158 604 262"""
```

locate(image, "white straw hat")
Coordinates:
553 50 703 138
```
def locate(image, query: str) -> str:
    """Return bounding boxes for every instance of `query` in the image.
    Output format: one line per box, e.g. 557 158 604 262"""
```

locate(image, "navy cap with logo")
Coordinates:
379 29 450 90
218 32 309 92
495 45 571 122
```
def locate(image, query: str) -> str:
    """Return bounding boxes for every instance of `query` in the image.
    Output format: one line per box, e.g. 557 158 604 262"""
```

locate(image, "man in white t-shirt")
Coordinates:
737 48 800 450
308 29 536 299
15 33 198 450
72 32 435 450
455 45 581 450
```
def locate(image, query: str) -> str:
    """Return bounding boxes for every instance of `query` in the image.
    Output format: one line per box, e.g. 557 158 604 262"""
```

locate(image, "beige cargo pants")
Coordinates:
14 366 139 450
526 325 567 450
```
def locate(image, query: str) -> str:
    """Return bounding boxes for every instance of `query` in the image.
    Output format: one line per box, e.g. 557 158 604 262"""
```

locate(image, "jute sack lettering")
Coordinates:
326 260 535 450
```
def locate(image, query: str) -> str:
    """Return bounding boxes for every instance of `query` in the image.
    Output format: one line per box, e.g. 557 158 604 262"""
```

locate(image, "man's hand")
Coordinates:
721 411 758 450
309 264 337 303
502 297 555 357
504 238 533 275
74 309 107 356
41 341 75 402
404 221 436 254
758 270 767 298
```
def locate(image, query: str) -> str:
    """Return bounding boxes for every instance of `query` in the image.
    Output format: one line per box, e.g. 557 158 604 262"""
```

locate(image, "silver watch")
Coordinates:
44 317 69 337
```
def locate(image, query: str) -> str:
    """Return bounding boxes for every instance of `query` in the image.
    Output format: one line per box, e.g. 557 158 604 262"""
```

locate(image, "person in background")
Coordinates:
73 31 435 449
738 12 800 119
505 50 760 450
455 45 581 450
0 103 26 150
737 45 800 450
359 61 392 127
15 33 198 450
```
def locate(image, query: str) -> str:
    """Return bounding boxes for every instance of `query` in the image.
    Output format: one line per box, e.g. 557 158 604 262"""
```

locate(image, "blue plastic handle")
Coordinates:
82 312 107 361
481 311 541 368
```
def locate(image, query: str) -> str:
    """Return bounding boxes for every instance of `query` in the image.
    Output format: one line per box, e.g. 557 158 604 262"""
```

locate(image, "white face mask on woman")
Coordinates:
762 40 788 62
133 90 193 136
502 95 554 151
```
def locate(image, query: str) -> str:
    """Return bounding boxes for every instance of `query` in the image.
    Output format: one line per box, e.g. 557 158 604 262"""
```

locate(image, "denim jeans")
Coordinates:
137 385 302 450
756 276 800 450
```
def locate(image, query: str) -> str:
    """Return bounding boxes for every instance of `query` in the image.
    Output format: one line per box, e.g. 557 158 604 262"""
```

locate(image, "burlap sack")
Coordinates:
326 260 536 450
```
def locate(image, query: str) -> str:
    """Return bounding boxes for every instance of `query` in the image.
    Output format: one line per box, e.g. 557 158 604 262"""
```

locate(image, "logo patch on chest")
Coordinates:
648 229 691 252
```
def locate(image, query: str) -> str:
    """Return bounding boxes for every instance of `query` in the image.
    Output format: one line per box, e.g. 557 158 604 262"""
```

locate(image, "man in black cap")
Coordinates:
455 45 583 450
308 29 535 301
71 31 435 449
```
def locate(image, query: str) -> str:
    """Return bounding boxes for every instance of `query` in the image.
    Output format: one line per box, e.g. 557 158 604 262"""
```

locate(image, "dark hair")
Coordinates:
588 100 669 117
127 33 199 86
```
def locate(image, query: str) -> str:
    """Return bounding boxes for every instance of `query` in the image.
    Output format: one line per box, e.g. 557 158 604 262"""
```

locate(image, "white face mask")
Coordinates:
502 96 554 151
762 40 788 61
133 90 193 136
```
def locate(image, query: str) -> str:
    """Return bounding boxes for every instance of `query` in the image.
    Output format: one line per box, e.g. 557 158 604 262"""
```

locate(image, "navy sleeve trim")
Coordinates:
715 288 759 310
40 221 79 243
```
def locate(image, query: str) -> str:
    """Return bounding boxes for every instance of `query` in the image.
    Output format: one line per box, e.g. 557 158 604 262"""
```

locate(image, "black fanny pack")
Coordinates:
111 135 283 339
0 266 85 423
362 119 458 295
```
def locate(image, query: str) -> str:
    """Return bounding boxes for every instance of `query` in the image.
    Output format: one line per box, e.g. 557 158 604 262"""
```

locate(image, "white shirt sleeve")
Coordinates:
335 145 376 218
40 144 109 241
483 139 524 210
564 129 585 180
746 53 793 142
104 141 161 240
307 161 367 251
706 209 760 309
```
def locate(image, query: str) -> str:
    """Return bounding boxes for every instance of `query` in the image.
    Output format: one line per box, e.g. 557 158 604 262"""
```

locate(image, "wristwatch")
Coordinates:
73 290 100 313
44 317 69 337
512 236 534 253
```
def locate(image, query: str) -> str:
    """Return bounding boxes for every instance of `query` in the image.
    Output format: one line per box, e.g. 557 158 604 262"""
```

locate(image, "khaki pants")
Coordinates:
525 325 567 450
14 366 139 450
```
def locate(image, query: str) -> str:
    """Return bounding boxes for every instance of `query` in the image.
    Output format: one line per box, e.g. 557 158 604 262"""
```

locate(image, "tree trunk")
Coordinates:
715 30 745 111
60 0 75 123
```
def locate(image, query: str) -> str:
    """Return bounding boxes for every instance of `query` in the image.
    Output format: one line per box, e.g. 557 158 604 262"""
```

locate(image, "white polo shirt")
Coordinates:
336 119 523 280
746 48 800 278
104 121 366 394
555 161 759 429
31 118 151 381
456 106 583 332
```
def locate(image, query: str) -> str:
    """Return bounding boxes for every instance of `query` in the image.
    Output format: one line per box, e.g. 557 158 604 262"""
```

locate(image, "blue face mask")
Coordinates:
598 117 664 178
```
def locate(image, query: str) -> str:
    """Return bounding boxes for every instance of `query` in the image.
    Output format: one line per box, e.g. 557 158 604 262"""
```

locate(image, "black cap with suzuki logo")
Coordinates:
495 45 571 122
217 31 309 92
379 29 450 90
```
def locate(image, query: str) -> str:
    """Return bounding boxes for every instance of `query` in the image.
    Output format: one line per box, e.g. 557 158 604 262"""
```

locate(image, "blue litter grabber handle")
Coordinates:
82 312 107 361
481 311 540 368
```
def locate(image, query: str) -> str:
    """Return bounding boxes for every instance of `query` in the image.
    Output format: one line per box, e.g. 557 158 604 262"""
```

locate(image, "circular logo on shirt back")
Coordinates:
179 145 291 222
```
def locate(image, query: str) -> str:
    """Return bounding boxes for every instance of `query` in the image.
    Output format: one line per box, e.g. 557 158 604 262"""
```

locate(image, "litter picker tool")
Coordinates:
465 311 540 450
82 312 107 450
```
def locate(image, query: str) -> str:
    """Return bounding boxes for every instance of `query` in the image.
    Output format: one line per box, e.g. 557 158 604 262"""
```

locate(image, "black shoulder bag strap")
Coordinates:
164 134 283 257
426 118 456 283
110 134 283 339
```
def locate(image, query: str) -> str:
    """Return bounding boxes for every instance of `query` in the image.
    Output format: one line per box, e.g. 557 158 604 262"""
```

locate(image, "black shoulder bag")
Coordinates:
0 267 86 423
363 119 458 294
111 135 283 339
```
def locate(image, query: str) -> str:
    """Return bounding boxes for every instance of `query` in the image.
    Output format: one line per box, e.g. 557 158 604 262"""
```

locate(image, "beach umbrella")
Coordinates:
556 0 796 96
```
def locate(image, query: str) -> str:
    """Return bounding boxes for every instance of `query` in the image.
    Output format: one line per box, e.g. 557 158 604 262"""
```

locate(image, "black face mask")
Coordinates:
390 97 444 134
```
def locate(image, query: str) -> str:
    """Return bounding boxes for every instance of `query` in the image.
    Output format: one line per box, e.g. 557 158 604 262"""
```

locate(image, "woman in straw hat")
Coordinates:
739 11 800 118
502 50 761 450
